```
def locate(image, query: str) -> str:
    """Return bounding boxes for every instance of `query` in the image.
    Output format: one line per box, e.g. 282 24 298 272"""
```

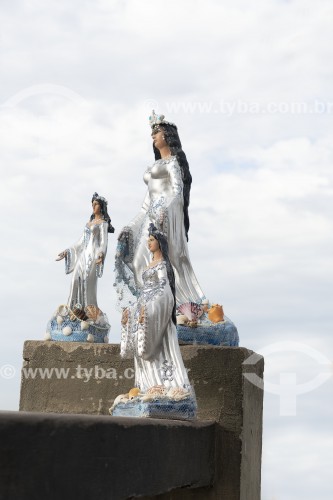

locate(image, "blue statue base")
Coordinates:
111 398 197 421
46 308 110 344
177 319 239 346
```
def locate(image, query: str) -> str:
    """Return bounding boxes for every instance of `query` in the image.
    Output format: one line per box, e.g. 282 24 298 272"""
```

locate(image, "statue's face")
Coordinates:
92 200 101 216
147 235 160 253
151 126 168 150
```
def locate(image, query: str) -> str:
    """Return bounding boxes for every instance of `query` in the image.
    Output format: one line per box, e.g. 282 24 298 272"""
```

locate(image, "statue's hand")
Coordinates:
55 250 67 261
121 308 129 326
96 253 104 265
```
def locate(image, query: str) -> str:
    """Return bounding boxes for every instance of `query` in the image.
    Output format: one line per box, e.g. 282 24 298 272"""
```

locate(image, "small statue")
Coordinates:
110 224 196 420
45 193 114 343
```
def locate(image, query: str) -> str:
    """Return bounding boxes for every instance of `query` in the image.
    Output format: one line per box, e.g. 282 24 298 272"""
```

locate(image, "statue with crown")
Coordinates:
114 111 239 349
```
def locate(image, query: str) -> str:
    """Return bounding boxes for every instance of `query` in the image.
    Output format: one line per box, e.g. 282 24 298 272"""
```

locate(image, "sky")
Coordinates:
0 0 332 498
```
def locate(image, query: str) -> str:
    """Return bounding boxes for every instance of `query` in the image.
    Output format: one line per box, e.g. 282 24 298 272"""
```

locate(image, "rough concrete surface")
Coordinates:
0 410 215 500
18 341 264 499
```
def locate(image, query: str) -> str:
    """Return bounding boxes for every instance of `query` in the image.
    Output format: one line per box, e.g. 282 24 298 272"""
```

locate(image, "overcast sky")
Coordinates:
0 1 332 499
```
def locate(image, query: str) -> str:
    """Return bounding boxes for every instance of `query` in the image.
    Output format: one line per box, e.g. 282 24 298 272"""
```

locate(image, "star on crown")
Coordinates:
149 110 176 129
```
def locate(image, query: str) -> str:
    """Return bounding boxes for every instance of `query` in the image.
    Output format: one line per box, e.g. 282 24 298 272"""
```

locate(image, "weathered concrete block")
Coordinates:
19 342 264 500
0 411 215 500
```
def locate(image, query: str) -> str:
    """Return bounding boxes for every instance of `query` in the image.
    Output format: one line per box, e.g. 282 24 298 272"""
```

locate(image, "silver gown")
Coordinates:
115 156 205 307
65 221 108 309
121 261 191 392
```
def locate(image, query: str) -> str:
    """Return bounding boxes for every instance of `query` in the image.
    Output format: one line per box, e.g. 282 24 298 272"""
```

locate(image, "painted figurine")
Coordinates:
110 224 196 420
115 111 238 347
115 111 201 306
45 192 114 343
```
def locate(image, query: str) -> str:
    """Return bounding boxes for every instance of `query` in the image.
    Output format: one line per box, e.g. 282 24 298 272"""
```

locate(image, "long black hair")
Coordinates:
152 123 192 241
148 223 176 325
90 192 115 233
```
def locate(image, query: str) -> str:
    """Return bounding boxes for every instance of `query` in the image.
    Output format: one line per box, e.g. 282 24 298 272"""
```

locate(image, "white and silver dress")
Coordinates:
121 260 191 393
115 156 204 307
46 221 110 343
115 156 239 348
65 221 108 309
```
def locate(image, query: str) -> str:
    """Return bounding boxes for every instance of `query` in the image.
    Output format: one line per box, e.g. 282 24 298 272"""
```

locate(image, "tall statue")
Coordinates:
115 111 238 346
110 224 196 420
45 192 114 343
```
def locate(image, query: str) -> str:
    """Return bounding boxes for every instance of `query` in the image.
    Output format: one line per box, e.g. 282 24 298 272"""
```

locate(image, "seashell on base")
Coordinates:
80 321 89 331
73 307 88 321
87 333 94 343
109 393 129 413
56 315 64 325
146 385 168 395
208 304 224 323
56 305 69 317
142 385 168 402
177 302 203 321
202 298 210 313
167 387 190 401
85 305 101 322
176 314 188 325
128 387 141 399
44 332 52 341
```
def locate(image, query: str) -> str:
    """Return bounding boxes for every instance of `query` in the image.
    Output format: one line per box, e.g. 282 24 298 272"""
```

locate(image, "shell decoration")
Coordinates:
177 302 204 321
142 385 168 402
80 321 90 331
56 315 64 325
208 304 224 323
56 304 69 317
128 387 141 399
103 336 109 344
202 298 210 313
72 304 88 321
87 333 94 343
109 393 129 413
62 326 72 336
146 385 168 396
176 314 188 325
85 305 101 322
44 332 52 341
167 387 190 401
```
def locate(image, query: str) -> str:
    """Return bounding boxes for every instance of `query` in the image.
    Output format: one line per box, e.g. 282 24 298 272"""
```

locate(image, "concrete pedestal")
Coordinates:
0 411 215 500
18 341 264 499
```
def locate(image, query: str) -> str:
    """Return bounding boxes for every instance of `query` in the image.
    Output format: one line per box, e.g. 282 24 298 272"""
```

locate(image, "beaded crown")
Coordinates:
149 110 176 129
148 222 167 239
92 192 108 204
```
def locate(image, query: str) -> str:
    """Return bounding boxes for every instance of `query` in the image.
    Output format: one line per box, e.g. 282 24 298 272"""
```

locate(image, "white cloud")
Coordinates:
0 1 332 498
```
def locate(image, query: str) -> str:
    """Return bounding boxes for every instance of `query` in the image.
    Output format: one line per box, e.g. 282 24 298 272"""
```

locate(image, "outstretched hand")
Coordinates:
56 250 67 261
